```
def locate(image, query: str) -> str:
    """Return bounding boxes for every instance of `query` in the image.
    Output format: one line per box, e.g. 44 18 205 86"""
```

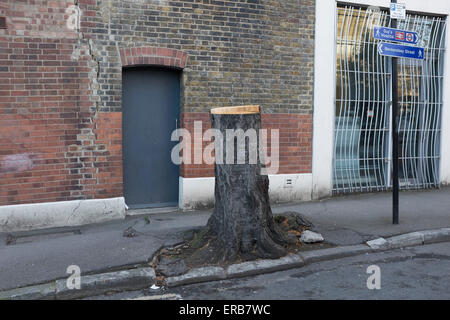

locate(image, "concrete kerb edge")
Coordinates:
55 267 156 300
166 228 450 288
367 228 450 251
0 282 57 300
297 244 372 264
225 254 305 279
165 266 227 287
0 267 156 300
2 228 450 298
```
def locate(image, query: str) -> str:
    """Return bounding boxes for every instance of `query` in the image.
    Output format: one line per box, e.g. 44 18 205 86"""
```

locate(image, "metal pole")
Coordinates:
391 0 400 225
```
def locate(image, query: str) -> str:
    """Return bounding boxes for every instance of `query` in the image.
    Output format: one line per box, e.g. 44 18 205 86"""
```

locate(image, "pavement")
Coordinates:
274 187 450 245
0 209 210 291
0 187 449 293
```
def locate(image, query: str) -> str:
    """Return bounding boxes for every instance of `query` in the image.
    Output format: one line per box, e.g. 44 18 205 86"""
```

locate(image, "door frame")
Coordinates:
121 66 181 209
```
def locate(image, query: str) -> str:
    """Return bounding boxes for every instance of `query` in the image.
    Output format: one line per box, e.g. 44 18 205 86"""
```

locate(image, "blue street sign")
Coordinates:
378 42 424 60
374 26 418 44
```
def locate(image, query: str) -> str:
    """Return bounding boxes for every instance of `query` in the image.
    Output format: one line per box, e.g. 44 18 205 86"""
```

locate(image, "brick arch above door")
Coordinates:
120 47 189 69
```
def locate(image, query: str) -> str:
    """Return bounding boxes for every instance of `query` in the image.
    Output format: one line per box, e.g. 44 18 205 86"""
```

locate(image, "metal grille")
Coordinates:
333 5 447 194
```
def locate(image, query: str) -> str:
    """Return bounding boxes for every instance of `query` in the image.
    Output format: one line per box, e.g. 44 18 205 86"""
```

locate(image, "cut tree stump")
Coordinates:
207 105 291 262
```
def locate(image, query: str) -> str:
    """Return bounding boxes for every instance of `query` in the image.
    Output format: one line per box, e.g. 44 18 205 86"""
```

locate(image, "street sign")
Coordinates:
390 2 406 20
373 26 418 45
378 42 424 60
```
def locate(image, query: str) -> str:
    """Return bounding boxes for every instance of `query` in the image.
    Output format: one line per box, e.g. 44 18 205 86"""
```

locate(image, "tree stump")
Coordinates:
207 105 290 262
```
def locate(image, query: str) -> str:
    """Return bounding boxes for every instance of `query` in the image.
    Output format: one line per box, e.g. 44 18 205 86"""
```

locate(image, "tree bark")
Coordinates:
207 106 290 262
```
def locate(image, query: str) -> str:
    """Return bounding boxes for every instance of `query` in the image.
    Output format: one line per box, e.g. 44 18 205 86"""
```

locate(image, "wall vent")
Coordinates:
284 178 293 188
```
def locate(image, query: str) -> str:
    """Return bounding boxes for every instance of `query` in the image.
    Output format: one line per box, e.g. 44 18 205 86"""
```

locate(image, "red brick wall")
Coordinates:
263 113 313 175
120 47 189 70
180 112 312 178
0 1 123 206
180 113 215 178
90 112 123 198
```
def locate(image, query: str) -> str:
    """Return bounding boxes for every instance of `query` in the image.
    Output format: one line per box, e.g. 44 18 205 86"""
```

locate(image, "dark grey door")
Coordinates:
122 67 180 209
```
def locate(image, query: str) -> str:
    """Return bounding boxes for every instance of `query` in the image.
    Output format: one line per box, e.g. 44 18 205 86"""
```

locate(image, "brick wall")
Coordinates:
180 112 312 178
0 0 122 205
80 0 316 114
0 0 315 206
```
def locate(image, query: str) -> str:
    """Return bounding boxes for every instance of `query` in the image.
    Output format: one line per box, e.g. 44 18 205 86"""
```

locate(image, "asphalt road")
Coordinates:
92 242 450 300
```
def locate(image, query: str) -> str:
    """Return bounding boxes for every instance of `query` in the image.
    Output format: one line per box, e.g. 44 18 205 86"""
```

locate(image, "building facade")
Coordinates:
0 0 448 231
314 0 450 199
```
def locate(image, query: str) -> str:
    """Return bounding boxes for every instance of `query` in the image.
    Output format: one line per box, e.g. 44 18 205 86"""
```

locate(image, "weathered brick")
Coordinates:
0 0 315 206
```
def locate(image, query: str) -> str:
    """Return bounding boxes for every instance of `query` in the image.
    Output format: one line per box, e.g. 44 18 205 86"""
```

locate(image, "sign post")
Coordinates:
376 3 424 225
391 5 400 224
391 1 403 225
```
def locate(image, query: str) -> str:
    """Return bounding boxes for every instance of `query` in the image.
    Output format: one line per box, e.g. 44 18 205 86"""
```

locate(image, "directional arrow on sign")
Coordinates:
378 43 383 55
